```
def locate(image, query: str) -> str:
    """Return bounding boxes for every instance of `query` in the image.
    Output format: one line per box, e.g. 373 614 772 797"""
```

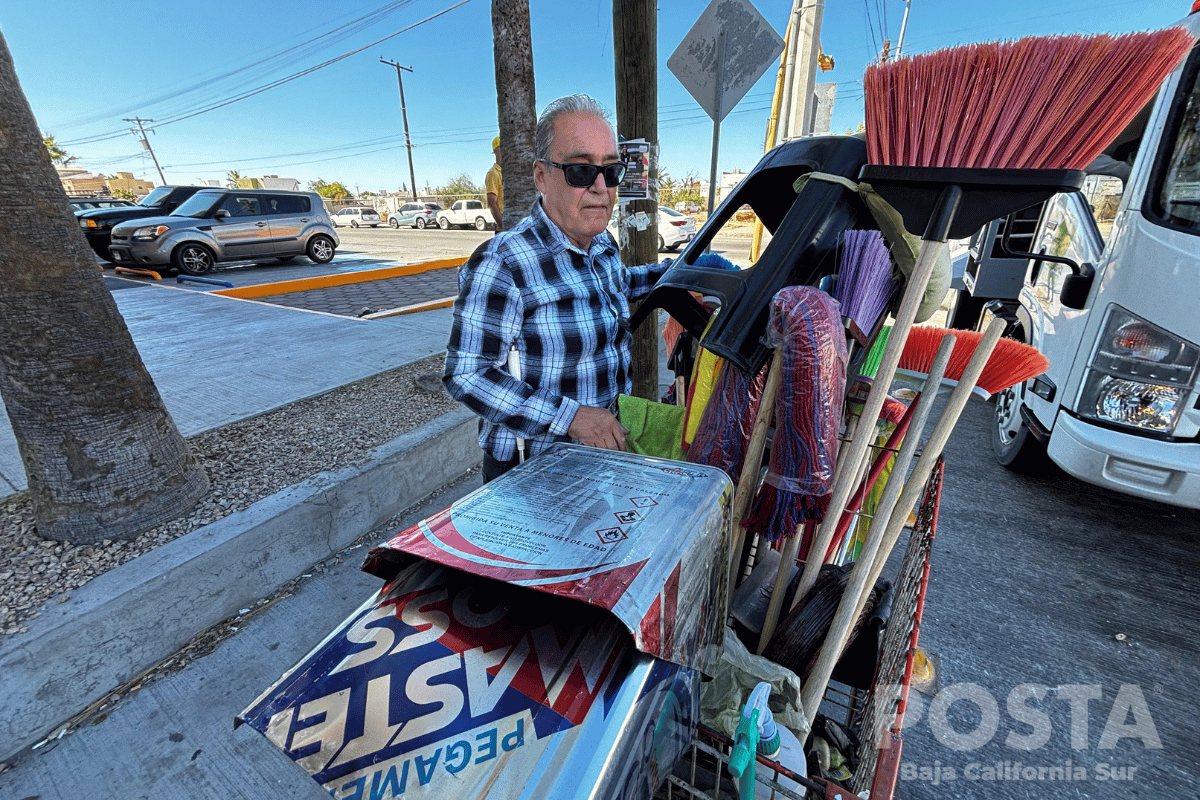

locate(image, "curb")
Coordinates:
0 408 480 761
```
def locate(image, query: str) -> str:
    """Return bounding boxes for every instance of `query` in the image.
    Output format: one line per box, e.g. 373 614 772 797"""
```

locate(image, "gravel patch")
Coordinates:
0 353 461 638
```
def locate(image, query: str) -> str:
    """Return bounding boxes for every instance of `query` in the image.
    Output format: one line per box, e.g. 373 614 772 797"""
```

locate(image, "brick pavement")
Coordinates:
251 265 461 316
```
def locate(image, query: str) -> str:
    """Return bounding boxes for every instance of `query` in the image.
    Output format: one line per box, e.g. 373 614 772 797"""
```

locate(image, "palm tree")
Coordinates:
43 133 75 167
491 0 537 231
226 169 242 188
0 30 208 543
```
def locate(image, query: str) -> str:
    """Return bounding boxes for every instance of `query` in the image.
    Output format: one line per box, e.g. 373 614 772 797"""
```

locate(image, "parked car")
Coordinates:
107 189 338 275
77 185 211 262
607 206 698 252
389 201 442 229
436 199 495 230
69 197 135 215
330 206 381 228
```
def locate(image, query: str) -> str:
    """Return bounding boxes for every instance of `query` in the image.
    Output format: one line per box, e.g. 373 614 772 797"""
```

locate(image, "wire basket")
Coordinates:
659 459 943 800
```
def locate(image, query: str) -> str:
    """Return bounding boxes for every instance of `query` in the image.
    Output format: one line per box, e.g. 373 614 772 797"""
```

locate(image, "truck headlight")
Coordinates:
81 219 101 229
1078 306 1199 434
131 225 169 241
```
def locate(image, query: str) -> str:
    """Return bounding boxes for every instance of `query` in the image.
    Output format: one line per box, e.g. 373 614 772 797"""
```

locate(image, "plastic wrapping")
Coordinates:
743 287 848 543
686 358 768 482
700 627 810 743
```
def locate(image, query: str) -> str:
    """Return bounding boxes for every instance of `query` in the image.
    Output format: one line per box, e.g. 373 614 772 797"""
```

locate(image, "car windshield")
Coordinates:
171 192 224 218
138 186 174 208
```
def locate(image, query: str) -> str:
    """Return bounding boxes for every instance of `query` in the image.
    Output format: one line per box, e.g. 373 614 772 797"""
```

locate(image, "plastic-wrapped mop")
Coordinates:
742 287 848 548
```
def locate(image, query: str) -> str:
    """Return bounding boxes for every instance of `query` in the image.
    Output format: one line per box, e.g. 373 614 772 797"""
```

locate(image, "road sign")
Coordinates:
667 0 784 123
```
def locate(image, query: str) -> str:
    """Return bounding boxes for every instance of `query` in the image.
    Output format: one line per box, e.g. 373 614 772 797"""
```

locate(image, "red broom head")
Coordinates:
898 325 1050 395
865 27 1197 169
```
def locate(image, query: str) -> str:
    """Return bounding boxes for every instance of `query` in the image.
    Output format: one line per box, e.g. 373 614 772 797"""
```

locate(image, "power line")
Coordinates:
54 1 421 130
123 118 166 184
149 0 474 130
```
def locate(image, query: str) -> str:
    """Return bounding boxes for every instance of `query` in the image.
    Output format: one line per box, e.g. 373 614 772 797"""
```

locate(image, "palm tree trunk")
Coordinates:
491 0 537 230
0 30 208 543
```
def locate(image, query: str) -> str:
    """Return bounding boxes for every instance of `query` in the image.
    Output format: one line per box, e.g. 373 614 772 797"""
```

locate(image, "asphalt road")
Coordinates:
896 397 1200 799
91 224 1200 797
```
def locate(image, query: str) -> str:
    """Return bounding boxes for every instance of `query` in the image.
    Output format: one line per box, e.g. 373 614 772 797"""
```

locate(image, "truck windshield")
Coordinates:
1153 47 1200 236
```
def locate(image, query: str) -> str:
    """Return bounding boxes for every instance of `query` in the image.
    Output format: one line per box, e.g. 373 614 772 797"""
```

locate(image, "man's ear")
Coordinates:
533 161 548 196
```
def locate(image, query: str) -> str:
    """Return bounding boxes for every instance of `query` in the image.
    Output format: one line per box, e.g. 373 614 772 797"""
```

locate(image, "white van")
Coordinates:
970 12 1200 508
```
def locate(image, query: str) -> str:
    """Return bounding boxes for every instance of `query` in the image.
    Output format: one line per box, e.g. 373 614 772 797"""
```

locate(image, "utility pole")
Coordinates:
895 0 913 59
123 117 166 185
380 58 418 201
613 0 659 401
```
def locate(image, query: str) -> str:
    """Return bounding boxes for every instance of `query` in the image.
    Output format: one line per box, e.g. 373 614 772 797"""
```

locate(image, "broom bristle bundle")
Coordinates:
834 230 895 337
898 325 1050 395
865 27 1196 169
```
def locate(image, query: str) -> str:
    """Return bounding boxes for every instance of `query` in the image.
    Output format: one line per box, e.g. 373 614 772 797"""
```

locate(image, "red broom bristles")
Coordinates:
898 325 1050 396
865 27 1196 169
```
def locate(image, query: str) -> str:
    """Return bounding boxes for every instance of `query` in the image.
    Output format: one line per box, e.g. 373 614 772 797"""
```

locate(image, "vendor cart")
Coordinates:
657 461 943 800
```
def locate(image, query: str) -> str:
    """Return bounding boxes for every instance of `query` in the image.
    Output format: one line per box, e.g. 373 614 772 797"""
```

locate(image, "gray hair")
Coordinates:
534 94 613 163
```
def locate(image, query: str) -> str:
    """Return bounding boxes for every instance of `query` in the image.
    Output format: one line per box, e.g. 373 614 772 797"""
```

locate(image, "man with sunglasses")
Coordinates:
444 94 671 483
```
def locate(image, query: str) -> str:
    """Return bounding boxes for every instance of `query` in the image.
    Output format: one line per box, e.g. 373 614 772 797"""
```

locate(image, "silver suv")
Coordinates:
107 189 339 275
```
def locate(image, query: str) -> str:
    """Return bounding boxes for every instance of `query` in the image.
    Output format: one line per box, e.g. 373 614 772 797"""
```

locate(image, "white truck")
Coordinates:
435 199 495 231
954 10 1200 509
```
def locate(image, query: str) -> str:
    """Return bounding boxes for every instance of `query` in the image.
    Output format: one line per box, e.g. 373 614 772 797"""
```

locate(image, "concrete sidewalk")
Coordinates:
0 279 456 497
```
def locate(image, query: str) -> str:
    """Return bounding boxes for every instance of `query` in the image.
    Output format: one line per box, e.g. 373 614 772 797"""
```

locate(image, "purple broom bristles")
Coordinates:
833 230 895 336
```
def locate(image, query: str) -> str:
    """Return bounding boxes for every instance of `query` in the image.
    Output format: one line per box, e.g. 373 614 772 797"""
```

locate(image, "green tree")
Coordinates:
43 133 74 166
2 32 208 543
309 178 351 199
659 171 677 207
112 188 136 200
225 169 242 188
431 173 483 206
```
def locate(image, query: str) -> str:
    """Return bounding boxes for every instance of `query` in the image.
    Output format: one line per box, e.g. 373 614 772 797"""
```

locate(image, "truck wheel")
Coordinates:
474 216 487 231
439 217 451 230
173 243 215 275
946 289 986 331
992 386 1052 474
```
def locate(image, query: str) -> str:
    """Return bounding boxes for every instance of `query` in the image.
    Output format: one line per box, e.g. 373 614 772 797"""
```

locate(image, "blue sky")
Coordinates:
2 0 1189 194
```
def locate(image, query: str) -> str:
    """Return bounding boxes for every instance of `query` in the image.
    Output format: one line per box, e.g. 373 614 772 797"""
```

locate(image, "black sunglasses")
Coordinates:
543 160 627 188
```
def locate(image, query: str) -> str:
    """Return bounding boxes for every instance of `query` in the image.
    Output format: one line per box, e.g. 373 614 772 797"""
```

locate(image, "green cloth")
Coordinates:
617 395 686 461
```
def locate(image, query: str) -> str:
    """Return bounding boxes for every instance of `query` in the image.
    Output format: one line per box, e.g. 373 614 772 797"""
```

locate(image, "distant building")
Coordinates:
57 169 154 197
232 175 301 191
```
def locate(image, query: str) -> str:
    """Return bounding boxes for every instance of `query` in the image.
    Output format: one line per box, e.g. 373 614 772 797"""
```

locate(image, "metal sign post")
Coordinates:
706 30 726 216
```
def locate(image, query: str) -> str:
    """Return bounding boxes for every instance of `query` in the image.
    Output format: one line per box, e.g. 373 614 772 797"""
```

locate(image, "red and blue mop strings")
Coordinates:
743 287 848 551
686 357 768 481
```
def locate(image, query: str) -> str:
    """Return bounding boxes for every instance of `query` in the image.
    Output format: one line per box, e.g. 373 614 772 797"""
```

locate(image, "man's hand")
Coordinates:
568 405 629 451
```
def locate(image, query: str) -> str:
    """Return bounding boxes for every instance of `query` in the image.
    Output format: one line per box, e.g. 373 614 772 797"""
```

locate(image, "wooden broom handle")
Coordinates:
799 319 1003 727
785 239 947 619
728 347 784 602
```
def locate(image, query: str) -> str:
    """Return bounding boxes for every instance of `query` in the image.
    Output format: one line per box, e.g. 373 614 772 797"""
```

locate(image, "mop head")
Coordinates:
743 287 848 546
686 358 768 482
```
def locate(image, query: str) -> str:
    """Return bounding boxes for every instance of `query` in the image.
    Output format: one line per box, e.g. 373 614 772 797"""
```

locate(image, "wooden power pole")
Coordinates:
491 0 538 232
613 0 659 401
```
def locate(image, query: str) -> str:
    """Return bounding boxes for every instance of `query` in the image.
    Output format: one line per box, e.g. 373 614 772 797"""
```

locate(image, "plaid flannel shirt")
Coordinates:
443 200 669 462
